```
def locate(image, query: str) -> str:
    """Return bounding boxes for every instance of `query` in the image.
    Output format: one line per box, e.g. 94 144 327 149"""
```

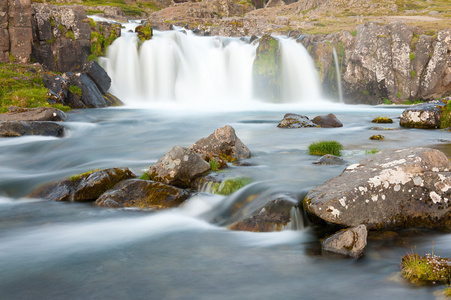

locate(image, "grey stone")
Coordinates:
277 113 317 128
322 224 367 258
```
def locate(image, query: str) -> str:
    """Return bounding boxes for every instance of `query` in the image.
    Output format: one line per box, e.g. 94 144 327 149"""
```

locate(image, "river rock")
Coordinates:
69 73 107 108
313 154 346 165
190 125 251 165
43 74 70 104
228 197 300 232
277 113 317 128
0 121 65 137
148 146 210 188
322 224 368 258
82 60 111 94
399 102 445 129
95 179 190 209
29 167 136 202
312 113 343 128
0 107 66 122
304 148 451 230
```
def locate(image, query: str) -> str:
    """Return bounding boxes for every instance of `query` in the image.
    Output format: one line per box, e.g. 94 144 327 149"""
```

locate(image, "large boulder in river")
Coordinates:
0 107 66 122
0 121 65 137
277 113 317 128
149 146 210 188
95 179 190 209
29 168 136 202
82 60 111 94
304 148 451 230
312 113 343 128
322 224 368 258
399 101 445 129
190 125 251 165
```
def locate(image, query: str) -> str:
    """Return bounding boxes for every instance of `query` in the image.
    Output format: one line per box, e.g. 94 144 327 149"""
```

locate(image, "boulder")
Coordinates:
148 146 210 188
0 107 66 122
277 113 317 128
322 224 368 258
190 125 251 164
95 179 190 209
399 102 444 129
0 121 65 137
371 117 393 123
28 168 136 202
43 74 70 104
82 60 111 94
69 73 107 108
228 197 300 232
312 113 343 128
313 154 346 165
304 148 451 230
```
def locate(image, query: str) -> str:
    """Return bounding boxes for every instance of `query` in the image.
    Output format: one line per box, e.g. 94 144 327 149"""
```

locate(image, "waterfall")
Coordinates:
332 47 344 103
102 30 324 105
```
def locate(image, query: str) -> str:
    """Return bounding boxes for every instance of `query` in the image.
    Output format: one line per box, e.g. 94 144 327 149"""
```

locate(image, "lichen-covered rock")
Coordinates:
369 134 384 140
149 146 210 188
277 113 317 128
0 121 65 137
253 34 281 102
0 107 66 122
95 179 190 209
399 102 445 129
371 117 393 123
190 125 251 165
312 154 346 165
322 224 367 258
228 197 300 232
28 167 136 202
135 23 153 42
304 148 451 230
312 113 343 128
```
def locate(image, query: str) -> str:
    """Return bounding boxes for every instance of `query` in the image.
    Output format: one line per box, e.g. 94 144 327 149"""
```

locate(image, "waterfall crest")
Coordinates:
101 30 324 105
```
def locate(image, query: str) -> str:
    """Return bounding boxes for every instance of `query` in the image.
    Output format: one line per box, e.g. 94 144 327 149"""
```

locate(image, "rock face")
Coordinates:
0 121 65 137
0 0 33 63
190 125 251 165
229 197 299 232
399 102 445 129
312 113 343 128
322 224 367 258
277 113 317 128
148 146 210 188
29 168 136 202
0 107 66 122
304 148 451 230
95 179 190 209
253 35 281 102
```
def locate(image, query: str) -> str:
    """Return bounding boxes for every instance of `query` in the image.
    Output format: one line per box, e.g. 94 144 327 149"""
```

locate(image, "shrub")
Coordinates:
308 140 343 156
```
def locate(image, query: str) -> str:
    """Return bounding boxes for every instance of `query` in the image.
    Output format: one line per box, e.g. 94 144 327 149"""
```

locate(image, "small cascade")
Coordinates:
282 207 306 231
102 30 325 105
332 47 344 103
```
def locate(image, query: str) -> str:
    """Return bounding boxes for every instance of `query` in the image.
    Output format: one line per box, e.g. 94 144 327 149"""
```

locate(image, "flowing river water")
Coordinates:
1 27 451 299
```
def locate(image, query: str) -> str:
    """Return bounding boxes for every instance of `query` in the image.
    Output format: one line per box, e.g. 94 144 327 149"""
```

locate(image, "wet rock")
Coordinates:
43 74 70 104
0 121 64 137
313 154 346 165
103 93 124 107
304 148 451 230
193 174 251 195
322 224 367 258
135 23 153 42
371 117 393 123
69 73 107 108
400 102 444 129
95 179 190 209
312 113 343 128
277 113 317 128
82 60 111 94
0 107 66 122
369 134 385 140
149 146 210 188
228 197 301 232
190 125 251 166
29 168 136 202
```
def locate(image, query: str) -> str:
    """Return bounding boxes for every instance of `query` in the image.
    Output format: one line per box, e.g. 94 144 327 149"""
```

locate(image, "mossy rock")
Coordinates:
371 117 393 123
369 134 385 140
135 23 153 42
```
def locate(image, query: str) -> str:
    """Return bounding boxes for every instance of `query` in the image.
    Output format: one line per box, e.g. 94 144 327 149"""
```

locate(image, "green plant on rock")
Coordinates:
409 53 415 60
308 140 343 156
372 117 393 123
69 85 82 98
211 177 252 196
65 30 76 41
365 148 380 154
440 100 451 129
411 70 416 78
351 30 357 36
69 169 100 182
209 158 219 171
383 98 392 105
139 172 151 180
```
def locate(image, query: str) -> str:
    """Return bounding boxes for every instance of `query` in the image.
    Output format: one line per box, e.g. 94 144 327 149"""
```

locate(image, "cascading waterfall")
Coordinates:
101 29 324 105
332 47 344 103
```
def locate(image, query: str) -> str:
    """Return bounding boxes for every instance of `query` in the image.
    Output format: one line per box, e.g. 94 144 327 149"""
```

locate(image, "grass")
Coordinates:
440 100 451 129
209 158 219 171
211 177 252 196
139 172 151 180
0 62 71 113
365 148 380 154
308 140 343 156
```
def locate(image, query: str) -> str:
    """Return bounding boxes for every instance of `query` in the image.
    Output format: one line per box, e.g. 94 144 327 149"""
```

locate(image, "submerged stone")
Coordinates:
277 113 317 128
313 154 346 165
312 113 343 128
322 224 368 258
0 121 65 137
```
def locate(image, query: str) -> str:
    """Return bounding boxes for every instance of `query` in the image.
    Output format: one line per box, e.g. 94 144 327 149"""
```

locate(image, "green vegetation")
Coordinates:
371 117 393 123
402 99 424 105
210 177 252 196
409 53 415 60
80 0 147 16
0 63 70 113
209 158 219 171
135 23 153 42
86 10 104 15
69 169 100 181
411 70 416 78
369 134 385 140
65 30 76 41
139 172 151 180
401 250 451 286
365 148 380 154
383 98 392 105
397 92 402 99
69 85 82 98
308 140 343 156
440 100 451 129
351 30 357 36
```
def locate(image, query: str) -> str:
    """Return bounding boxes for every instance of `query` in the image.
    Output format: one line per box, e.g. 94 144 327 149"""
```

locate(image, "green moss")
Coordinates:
209 158 219 171
46 37 56 45
363 90 369 95
397 92 402 99
440 100 451 129
69 85 82 98
383 98 392 105
365 148 380 154
409 53 415 60
369 134 385 140
401 252 451 285
308 140 343 156
86 10 104 15
371 117 393 123
69 169 100 182
139 172 151 180
135 24 153 42
57 24 65 33
411 70 416 78
65 30 76 41
211 177 252 196
351 30 357 36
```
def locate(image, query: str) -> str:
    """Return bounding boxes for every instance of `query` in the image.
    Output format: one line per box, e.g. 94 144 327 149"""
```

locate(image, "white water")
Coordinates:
102 30 324 105
333 47 344 103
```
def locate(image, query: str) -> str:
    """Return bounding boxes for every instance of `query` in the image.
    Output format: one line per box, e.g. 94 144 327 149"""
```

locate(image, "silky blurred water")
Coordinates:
1 103 451 299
